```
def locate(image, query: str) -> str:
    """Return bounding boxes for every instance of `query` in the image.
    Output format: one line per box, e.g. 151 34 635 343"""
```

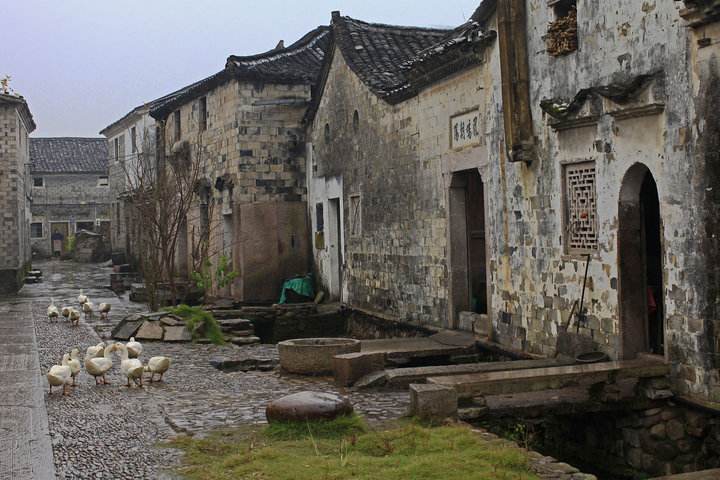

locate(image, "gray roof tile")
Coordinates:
30 137 109 174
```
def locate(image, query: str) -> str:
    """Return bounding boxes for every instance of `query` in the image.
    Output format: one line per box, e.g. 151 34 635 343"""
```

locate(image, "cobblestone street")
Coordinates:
2 260 409 479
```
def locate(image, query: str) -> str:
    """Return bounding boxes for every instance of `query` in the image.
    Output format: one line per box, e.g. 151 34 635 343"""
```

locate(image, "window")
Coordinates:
131 126 137 153
33 177 44 187
324 123 331 143
76 221 94 233
547 0 578 56
352 110 360 132
174 110 181 141
316 203 324 232
31 222 43 238
114 137 120 161
98 176 109 187
563 161 597 253
350 194 362 236
199 97 207 131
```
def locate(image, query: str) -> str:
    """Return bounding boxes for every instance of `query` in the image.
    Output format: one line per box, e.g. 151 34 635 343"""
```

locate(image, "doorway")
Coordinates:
618 163 664 359
50 222 69 256
449 169 488 327
327 198 343 301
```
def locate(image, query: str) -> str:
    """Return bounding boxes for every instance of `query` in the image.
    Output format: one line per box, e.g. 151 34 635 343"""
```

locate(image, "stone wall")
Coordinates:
30 173 111 257
308 2 720 402
0 102 31 293
162 79 311 301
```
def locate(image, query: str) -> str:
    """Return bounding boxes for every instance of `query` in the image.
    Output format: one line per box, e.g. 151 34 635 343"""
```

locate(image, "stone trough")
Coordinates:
278 338 361 375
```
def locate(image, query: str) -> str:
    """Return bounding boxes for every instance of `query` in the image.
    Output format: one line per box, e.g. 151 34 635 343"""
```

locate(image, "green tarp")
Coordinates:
278 275 314 304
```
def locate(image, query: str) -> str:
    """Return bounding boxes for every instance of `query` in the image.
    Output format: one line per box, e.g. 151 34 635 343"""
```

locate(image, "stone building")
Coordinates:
307 1 720 405
100 105 156 263
0 93 35 294
146 27 330 302
29 137 111 258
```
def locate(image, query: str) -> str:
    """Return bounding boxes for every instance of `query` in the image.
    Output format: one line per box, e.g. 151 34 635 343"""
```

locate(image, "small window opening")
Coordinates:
174 110 181 141
199 97 208 131
31 222 43 238
352 110 360 132
114 137 120 161
33 177 44 187
350 194 362 237
324 123 331 143
76 221 94 233
131 126 137 153
316 203 324 232
98 176 109 187
547 0 578 56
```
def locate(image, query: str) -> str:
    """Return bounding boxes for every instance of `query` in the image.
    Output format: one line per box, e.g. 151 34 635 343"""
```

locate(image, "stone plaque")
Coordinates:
450 109 482 149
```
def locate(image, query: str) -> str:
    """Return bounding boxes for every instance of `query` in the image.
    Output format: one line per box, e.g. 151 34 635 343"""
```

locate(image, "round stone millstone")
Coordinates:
266 391 354 423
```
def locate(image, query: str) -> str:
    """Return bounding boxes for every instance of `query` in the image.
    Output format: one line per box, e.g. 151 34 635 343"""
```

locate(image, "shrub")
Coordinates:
166 304 224 345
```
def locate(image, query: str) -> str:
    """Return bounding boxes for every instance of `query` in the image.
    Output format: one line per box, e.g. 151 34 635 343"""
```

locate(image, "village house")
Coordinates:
29 137 111 258
146 27 330 302
306 0 720 410
0 93 35 294
100 104 156 264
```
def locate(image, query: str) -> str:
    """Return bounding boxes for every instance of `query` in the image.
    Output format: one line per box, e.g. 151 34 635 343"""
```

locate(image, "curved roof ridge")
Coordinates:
227 26 329 66
339 15 451 34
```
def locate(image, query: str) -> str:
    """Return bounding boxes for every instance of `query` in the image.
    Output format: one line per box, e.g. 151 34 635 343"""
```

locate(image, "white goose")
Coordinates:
47 299 59 322
145 356 171 382
61 306 72 321
86 342 106 359
68 348 82 386
85 343 116 385
126 337 143 359
82 302 94 320
78 290 88 305
69 308 81 326
47 354 72 395
99 303 111 320
115 343 144 387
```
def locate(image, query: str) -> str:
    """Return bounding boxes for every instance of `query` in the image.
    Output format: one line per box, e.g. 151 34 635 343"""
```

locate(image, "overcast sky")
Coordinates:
2 1 479 138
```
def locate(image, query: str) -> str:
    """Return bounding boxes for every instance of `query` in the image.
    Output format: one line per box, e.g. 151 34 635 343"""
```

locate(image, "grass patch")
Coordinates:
168 418 539 480
166 304 224 345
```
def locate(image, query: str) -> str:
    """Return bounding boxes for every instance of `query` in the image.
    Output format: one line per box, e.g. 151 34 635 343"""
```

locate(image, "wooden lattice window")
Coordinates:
564 161 597 253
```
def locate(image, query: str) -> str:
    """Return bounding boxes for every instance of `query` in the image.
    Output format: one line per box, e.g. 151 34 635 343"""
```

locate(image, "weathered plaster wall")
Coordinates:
164 79 311 301
0 103 31 293
309 48 492 325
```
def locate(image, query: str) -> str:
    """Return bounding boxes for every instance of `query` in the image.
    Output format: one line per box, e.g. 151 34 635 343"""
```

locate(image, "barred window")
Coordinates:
564 161 597 253
31 222 43 238
350 194 361 237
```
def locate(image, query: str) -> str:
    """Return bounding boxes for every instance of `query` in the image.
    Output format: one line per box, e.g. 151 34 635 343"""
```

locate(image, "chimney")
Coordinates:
331 11 341 23
275 40 285 50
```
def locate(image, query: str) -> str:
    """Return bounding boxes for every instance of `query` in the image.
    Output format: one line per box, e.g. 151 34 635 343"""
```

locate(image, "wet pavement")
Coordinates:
2 259 409 479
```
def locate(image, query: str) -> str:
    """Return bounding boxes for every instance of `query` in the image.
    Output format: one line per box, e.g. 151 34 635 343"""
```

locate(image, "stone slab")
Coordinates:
230 336 261 346
360 337 475 359
428 358 670 399
333 352 386 387
134 321 165 341
409 383 458 421
111 319 144 341
160 315 185 327
266 392 353 422
163 326 192 342
649 470 720 480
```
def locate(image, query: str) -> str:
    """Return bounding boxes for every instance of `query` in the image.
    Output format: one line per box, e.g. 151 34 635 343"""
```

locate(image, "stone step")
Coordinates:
384 358 571 387
428 358 670 399
648 469 720 479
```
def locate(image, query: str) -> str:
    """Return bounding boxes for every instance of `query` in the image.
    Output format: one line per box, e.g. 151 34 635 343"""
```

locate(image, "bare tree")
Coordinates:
121 127 207 310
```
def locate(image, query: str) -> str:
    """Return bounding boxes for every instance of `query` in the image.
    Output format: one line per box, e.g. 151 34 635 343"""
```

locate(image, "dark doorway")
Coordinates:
449 169 488 327
618 164 664 359
328 198 343 301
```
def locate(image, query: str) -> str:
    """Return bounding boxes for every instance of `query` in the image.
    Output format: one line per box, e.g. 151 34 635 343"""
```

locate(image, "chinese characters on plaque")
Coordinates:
450 110 482 149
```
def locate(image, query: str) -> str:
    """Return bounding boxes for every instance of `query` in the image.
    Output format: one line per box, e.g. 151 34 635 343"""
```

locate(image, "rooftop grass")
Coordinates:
168 416 539 480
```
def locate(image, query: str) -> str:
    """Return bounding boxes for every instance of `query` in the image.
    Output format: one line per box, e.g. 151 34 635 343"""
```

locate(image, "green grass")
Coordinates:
166 304 225 345
168 417 540 480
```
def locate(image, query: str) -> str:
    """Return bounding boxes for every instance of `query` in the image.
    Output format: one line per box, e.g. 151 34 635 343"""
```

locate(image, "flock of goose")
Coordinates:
46 291 172 396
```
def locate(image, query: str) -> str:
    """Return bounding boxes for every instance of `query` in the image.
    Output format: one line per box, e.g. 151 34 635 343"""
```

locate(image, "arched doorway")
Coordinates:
618 164 664 359
449 169 488 328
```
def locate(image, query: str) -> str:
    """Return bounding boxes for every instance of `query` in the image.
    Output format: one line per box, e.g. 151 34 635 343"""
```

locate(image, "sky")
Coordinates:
1 1 480 138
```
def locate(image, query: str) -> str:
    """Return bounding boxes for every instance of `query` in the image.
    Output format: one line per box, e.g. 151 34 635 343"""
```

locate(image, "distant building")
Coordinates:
29 138 111 258
100 106 156 263
0 93 35 294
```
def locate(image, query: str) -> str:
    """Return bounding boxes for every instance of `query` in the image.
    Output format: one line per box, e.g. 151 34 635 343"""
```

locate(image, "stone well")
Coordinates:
278 338 361 375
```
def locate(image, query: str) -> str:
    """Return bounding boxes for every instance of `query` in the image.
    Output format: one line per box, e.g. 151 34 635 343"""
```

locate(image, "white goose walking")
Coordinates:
47 354 72 395
85 343 116 385
115 343 144 387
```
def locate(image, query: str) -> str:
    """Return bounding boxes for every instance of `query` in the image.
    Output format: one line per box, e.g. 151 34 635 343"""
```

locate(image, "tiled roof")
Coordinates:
331 14 450 99
227 26 331 84
149 26 330 120
30 138 109 174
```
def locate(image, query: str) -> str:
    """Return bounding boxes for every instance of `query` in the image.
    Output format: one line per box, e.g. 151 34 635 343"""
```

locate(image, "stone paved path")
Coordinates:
0 298 54 480
5 260 409 479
